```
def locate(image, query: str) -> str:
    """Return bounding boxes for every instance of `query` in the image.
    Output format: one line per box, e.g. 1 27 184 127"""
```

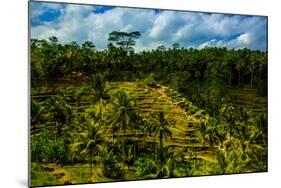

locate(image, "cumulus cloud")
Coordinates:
30 2 267 51
30 2 65 25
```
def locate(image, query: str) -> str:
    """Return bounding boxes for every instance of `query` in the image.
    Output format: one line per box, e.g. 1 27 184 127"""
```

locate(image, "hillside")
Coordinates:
228 86 267 114
107 82 216 160
32 81 216 160
31 79 267 186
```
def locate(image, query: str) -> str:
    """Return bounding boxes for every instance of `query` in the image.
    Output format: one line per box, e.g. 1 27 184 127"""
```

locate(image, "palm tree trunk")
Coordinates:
160 131 164 164
90 149 93 174
238 70 241 86
133 129 136 163
122 132 125 159
54 122 58 163
250 69 254 88
122 121 126 161
154 137 158 161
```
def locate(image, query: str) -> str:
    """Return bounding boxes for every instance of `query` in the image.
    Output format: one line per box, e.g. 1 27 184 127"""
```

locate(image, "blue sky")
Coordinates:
30 1 267 51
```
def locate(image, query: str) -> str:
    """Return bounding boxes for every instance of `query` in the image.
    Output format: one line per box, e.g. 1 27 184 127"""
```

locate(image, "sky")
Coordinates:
30 1 267 51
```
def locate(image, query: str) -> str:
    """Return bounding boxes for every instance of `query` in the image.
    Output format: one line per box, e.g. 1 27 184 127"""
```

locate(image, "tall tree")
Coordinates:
150 112 172 163
220 102 236 142
110 90 135 161
69 121 103 174
108 31 141 55
91 74 110 122
44 93 72 138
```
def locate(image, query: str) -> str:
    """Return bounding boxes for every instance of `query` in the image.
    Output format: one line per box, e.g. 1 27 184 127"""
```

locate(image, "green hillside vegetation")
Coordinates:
30 32 267 187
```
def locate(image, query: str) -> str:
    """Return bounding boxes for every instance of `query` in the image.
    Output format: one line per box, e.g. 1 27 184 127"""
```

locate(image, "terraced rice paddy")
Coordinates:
106 82 216 160
228 86 267 114
32 81 216 163
31 81 267 185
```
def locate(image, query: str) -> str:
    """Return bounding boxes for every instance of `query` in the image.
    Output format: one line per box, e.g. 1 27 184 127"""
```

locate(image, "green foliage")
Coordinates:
102 150 122 178
145 112 172 163
31 130 70 164
69 121 104 173
107 89 138 161
144 73 157 87
31 163 59 186
30 32 267 184
108 31 141 55
134 157 159 177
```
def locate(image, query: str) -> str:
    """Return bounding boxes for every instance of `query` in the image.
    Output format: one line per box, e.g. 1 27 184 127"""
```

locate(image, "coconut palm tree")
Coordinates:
90 73 110 122
31 100 44 131
69 121 104 174
220 102 236 142
110 89 135 161
129 109 142 163
151 112 172 164
44 93 72 138
106 115 119 145
235 60 245 86
196 121 208 147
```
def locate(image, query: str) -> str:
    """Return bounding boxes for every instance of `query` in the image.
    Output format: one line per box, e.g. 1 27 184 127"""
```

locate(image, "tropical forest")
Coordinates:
30 30 268 186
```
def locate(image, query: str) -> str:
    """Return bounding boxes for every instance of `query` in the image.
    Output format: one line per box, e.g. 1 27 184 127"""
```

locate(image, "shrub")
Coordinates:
102 150 122 178
134 157 159 177
144 73 157 87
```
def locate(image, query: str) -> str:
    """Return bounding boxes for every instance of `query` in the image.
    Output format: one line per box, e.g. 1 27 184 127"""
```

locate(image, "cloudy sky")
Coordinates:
30 1 267 51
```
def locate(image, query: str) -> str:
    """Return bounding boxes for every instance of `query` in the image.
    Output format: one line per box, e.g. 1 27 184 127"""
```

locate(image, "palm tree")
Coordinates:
151 112 172 164
156 156 176 178
90 73 110 122
248 53 259 88
69 121 103 174
106 116 119 145
220 102 236 142
143 115 158 160
31 100 44 131
129 109 142 163
235 60 245 86
196 121 208 147
110 90 134 161
44 93 72 138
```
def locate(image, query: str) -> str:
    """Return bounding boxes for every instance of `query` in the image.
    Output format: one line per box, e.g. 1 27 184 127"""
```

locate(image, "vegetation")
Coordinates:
30 31 267 186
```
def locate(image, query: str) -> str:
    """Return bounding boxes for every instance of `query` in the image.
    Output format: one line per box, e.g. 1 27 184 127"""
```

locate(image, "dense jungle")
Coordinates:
30 31 267 186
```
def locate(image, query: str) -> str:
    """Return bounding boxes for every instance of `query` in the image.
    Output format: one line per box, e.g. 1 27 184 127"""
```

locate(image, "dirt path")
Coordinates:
44 164 77 185
157 85 193 124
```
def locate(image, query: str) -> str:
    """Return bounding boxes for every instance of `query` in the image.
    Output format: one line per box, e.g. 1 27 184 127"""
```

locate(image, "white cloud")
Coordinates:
30 2 64 22
30 2 267 51
198 39 218 49
237 33 251 44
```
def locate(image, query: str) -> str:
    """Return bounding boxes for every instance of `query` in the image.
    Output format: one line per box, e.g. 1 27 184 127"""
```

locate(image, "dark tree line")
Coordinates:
31 34 267 95
31 33 267 122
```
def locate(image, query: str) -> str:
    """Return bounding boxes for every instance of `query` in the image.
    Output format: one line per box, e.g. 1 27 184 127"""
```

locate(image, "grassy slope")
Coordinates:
31 81 267 184
228 85 267 114
106 82 215 161
31 163 59 187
